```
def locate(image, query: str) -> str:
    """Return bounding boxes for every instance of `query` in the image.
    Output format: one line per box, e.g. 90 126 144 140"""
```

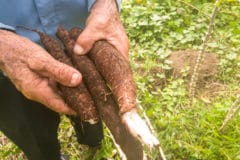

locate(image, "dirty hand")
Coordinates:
73 0 129 60
0 30 81 115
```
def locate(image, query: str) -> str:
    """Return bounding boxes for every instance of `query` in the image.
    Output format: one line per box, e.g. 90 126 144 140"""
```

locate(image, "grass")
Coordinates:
1 0 240 159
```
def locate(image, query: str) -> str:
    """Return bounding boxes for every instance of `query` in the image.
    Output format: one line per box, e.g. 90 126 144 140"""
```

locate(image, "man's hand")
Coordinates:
0 30 82 115
73 0 129 60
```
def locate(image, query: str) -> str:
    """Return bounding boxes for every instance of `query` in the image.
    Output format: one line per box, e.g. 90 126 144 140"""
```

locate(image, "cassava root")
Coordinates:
68 27 160 148
57 26 144 160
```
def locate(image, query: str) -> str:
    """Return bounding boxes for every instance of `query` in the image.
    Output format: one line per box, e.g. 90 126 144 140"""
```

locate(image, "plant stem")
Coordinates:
138 100 167 160
177 0 211 19
219 94 240 131
106 127 127 160
189 2 219 105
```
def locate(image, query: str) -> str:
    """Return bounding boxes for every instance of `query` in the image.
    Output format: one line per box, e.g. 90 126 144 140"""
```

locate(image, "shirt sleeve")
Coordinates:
0 22 16 32
88 0 122 11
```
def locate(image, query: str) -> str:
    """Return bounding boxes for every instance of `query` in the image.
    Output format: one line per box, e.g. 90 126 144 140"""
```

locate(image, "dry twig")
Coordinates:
219 94 240 131
189 0 220 105
137 101 167 160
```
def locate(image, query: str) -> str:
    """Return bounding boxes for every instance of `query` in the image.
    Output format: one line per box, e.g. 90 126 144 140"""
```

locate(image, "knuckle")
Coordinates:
27 55 42 70
55 65 72 82
27 51 49 71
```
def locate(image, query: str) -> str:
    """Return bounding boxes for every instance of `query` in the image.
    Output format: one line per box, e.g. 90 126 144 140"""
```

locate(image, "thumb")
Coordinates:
73 27 102 55
28 53 82 87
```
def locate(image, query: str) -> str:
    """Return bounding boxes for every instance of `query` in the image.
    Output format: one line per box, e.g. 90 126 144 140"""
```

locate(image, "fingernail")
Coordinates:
71 73 80 85
73 44 84 55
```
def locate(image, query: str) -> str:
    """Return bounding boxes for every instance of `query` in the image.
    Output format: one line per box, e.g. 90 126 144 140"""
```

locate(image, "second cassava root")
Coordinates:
30 28 99 124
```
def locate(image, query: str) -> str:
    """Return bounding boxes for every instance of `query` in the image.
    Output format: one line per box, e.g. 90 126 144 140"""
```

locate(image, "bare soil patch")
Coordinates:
168 50 219 88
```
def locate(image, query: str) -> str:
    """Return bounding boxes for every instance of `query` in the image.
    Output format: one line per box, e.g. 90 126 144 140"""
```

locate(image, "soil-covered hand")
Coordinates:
73 0 129 60
0 30 82 115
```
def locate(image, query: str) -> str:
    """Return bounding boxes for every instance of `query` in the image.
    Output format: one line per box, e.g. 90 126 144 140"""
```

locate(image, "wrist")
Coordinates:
88 0 121 12
0 30 17 71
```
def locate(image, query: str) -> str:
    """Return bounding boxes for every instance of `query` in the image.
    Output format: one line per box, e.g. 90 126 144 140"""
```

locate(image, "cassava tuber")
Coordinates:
56 26 144 160
68 27 160 148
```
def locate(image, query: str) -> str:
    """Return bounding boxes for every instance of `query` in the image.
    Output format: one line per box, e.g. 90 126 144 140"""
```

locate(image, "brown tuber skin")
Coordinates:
68 27 160 149
56 26 144 160
24 27 99 123
68 27 138 115
89 41 137 115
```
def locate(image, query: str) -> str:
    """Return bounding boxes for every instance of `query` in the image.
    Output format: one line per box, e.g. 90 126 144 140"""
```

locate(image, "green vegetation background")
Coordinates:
0 0 240 159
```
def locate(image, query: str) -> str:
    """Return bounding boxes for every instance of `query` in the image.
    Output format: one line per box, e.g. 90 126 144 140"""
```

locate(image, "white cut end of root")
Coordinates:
122 111 160 148
87 119 98 124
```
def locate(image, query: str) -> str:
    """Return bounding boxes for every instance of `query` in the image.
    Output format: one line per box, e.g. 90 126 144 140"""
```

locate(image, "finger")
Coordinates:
22 77 76 115
73 26 102 55
28 53 82 87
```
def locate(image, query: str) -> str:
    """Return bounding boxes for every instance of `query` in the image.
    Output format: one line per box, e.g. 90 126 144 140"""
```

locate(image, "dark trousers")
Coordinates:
0 73 61 160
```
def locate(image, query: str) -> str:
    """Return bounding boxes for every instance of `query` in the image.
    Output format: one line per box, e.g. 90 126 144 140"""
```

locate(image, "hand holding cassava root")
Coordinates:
19 25 159 158
67 27 159 148
17 26 99 124
68 27 136 114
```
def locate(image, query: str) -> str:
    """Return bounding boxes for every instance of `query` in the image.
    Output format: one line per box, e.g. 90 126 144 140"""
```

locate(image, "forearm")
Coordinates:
86 0 120 28
90 0 118 13
0 30 14 71
0 30 28 72
88 0 121 11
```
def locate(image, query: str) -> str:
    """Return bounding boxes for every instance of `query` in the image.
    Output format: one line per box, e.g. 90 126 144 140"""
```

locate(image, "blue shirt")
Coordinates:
0 0 121 43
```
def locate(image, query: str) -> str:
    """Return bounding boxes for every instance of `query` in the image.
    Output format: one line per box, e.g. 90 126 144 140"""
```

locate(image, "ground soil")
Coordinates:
136 50 222 96
168 50 219 88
